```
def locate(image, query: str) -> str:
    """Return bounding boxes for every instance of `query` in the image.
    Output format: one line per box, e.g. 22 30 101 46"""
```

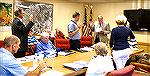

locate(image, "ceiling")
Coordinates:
25 0 132 3
68 0 132 3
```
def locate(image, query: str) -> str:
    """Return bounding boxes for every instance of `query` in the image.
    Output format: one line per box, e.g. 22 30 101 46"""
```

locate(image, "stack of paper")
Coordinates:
80 47 94 52
63 60 88 71
58 51 70 56
58 51 75 56
17 57 32 64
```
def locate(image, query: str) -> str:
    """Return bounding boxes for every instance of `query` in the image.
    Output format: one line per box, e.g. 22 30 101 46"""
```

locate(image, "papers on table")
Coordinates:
58 51 76 56
17 57 33 64
24 55 35 60
58 51 70 56
80 47 94 52
63 60 88 71
40 70 64 76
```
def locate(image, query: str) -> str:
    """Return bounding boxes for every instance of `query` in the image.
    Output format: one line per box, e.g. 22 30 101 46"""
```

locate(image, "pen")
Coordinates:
47 66 52 69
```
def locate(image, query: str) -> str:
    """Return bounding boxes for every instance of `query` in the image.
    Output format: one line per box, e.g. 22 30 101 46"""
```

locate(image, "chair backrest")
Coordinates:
0 40 4 48
80 36 92 48
106 65 135 76
55 39 70 50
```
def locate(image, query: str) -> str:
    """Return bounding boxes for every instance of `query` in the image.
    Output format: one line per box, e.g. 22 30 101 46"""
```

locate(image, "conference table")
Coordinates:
21 49 144 76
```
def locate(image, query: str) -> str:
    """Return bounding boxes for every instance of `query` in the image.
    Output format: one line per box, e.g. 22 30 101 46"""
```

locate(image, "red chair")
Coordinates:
80 36 92 48
54 39 70 50
106 65 139 76
54 29 70 50
0 40 4 48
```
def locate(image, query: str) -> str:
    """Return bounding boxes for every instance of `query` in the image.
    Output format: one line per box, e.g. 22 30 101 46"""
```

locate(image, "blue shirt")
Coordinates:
67 20 80 40
0 48 27 76
110 26 135 50
36 40 56 55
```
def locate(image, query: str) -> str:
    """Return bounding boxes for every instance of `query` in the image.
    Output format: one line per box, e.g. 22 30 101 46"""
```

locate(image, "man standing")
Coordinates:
94 15 111 44
0 35 46 76
12 8 34 57
67 12 83 50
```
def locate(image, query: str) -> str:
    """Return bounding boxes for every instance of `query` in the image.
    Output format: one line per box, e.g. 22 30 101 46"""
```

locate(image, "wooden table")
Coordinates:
21 49 144 76
130 49 144 56
22 50 96 76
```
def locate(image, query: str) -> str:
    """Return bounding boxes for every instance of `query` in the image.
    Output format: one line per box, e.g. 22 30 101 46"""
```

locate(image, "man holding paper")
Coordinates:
93 15 111 44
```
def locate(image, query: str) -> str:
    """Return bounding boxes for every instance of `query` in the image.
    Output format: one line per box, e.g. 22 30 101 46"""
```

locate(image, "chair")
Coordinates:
0 40 4 48
54 29 70 50
80 36 92 48
131 62 150 73
25 44 36 56
106 65 136 76
55 38 70 50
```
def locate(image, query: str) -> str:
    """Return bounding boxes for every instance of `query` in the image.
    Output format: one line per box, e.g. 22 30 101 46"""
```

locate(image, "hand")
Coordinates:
29 14 33 21
78 24 84 29
38 62 47 70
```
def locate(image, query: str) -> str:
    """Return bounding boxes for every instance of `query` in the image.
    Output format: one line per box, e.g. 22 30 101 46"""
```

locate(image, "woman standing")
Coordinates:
110 15 135 70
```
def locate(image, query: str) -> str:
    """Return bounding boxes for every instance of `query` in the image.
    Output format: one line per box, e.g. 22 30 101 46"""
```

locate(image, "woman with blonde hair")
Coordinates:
110 14 135 70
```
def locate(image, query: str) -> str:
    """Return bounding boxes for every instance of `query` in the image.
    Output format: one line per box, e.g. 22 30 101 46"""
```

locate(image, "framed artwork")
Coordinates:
15 1 53 35
0 3 12 26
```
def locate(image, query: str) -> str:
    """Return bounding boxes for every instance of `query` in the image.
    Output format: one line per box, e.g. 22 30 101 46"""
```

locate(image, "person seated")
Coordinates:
36 32 57 57
0 35 46 76
28 29 38 45
26 29 38 55
86 42 114 76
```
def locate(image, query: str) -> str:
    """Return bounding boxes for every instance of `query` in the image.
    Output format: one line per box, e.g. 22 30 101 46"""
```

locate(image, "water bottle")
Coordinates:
33 53 38 68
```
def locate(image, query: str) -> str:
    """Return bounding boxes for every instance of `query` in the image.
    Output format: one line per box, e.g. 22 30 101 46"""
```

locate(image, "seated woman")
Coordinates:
86 42 114 76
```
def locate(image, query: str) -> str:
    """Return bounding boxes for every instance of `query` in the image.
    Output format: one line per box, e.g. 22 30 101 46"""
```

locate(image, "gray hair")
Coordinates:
94 42 108 56
4 35 20 47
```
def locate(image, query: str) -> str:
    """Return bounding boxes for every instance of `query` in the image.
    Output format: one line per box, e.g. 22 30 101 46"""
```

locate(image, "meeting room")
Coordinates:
0 0 150 76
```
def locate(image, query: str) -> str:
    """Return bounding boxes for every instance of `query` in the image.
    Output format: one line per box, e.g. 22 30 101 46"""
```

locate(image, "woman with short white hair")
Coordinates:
109 14 135 70
86 42 114 76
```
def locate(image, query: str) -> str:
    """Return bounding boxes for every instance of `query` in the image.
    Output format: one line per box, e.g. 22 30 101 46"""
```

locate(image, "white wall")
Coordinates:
52 3 84 36
92 1 133 29
0 0 150 43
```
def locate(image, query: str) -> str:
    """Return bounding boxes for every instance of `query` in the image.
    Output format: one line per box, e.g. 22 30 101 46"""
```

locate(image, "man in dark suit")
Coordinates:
12 8 34 58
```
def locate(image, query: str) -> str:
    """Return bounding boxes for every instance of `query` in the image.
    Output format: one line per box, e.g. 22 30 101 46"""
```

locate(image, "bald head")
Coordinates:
4 35 20 54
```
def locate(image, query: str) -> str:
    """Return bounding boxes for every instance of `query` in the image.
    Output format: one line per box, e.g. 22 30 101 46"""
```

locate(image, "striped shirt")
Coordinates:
36 40 56 55
28 36 38 45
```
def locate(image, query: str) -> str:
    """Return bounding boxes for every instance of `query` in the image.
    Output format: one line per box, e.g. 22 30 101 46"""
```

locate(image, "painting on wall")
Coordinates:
0 3 12 26
15 1 53 35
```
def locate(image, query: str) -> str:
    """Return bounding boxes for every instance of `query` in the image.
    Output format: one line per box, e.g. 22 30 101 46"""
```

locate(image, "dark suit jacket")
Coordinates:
12 18 34 52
